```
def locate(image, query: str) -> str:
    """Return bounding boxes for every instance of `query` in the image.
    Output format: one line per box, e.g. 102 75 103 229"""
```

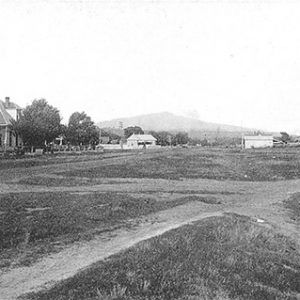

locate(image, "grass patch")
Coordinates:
18 175 135 186
0 191 211 268
0 151 136 171
18 176 100 186
284 193 300 222
24 214 300 300
179 195 222 204
55 148 300 182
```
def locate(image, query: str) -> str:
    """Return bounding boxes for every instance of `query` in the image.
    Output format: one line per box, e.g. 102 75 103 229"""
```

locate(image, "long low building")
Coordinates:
244 135 274 149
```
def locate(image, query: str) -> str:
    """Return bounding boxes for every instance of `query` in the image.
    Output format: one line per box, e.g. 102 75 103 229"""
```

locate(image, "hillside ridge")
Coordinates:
97 111 254 133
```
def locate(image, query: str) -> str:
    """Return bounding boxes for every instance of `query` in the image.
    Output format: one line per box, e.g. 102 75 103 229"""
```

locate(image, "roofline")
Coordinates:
244 136 273 139
0 101 13 125
127 134 157 141
0 99 22 110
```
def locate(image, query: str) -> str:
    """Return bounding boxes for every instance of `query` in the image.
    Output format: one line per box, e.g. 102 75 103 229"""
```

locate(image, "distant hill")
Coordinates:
97 112 255 134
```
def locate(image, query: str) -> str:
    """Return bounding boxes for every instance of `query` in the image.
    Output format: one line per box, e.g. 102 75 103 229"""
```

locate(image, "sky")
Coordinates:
0 0 300 133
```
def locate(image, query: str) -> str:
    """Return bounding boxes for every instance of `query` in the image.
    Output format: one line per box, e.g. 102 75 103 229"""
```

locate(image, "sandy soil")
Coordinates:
0 155 299 300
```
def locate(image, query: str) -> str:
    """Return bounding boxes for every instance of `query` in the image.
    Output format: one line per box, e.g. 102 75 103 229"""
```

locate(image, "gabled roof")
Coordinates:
127 134 157 141
244 135 273 140
3 100 21 110
0 100 13 126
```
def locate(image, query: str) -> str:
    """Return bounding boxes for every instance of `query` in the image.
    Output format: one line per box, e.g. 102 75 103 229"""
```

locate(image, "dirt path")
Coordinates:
0 176 299 300
0 203 222 300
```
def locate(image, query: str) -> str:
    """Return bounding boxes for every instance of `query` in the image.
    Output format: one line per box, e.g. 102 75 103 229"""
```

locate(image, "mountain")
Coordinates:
97 112 255 134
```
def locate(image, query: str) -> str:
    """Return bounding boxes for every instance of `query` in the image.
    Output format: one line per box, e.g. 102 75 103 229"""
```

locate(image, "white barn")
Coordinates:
127 134 157 149
244 135 273 149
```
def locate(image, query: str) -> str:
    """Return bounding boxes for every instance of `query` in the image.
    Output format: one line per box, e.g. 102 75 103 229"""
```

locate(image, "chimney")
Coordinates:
5 97 10 106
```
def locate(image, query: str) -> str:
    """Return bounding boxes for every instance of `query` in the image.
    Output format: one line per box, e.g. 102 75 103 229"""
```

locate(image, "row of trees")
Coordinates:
148 131 189 146
12 99 194 149
13 99 99 148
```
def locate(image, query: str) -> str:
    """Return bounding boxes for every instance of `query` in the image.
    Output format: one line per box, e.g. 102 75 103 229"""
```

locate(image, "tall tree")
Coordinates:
12 99 62 148
66 112 99 146
124 126 144 139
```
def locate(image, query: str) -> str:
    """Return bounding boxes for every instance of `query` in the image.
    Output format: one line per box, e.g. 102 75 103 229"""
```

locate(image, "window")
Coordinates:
9 131 12 147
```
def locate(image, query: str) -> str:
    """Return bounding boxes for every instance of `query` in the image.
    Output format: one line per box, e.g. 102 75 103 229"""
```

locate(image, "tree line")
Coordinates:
12 99 99 149
12 99 193 150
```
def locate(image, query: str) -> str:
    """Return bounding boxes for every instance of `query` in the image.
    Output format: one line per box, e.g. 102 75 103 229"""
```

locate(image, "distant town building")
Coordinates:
127 134 157 149
243 135 273 149
0 97 23 151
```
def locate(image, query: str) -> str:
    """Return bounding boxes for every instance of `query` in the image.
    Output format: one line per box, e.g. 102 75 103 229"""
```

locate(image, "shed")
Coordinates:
244 135 273 149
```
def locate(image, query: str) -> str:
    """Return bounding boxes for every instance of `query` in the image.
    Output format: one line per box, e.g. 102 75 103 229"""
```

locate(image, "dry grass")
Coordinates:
284 193 300 222
52 147 300 182
0 191 214 269
0 151 136 171
24 214 300 300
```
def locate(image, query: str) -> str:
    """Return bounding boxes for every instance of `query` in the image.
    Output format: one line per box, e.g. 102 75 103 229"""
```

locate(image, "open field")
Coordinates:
56 147 300 181
10 147 300 185
0 147 300 299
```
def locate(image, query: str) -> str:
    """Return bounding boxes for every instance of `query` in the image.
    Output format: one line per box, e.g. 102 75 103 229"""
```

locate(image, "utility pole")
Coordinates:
240 121 244 150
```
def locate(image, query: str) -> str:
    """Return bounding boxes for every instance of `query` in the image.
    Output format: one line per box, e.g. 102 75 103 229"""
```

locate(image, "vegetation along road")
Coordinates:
0 147 299 299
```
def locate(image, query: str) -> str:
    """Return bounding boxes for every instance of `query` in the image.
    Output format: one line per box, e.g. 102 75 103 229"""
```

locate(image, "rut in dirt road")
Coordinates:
0 203 223 300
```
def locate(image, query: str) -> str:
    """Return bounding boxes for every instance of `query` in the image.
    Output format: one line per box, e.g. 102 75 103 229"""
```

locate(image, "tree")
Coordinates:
173 132 189 145
148 131 173 146
99 129 121 144
124 126 144 139
280 132 290 143
12 99 62 148
254 130 263 135
66 112 99 146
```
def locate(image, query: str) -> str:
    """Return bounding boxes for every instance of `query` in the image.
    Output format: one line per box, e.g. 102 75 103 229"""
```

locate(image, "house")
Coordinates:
243 135 273 149
0 97 23 151
127 134 157 149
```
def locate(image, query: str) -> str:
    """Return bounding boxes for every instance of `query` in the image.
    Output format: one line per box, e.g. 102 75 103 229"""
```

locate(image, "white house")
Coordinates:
244 135 273 149
0 97 23 151
127 134 157 149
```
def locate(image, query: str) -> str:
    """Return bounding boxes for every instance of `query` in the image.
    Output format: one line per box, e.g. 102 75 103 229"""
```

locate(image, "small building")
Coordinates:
127 134 157 149
0 97 23 151
243 135 273 149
